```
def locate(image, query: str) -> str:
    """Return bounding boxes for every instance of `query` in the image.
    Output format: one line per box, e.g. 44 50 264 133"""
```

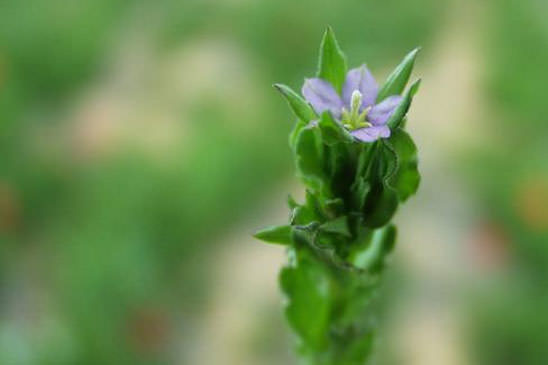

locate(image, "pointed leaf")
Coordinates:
376 48 420 102
287 194 299 209
274 83 317 122
317 26 348 93
305 189 324 219
319 215 351 237
292 206 316 226
254 225 293 245
386 79 421 128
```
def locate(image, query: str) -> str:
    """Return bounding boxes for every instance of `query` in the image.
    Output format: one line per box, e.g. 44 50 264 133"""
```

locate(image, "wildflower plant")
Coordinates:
255 27 421 364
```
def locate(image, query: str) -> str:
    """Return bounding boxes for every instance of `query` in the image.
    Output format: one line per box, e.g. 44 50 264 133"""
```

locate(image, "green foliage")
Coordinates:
254 225 293 245
280 246 332 351
294 125 325 189
386 79 421 128
317 26 348 93
350 225 397 273
274 84 318 123
376 48 420 102
385 129 420 202
256 28 421 364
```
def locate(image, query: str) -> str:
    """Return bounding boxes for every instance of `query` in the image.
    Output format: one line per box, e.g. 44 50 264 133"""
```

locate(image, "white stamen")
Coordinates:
351 90 363 113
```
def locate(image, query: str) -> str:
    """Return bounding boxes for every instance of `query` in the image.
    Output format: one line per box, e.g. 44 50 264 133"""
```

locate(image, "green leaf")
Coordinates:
376 47 420 102
291 190 323 226
289 119 307 151
291 206 319 226
317 26 348 93
386 129 420 201
352 177 371 211
338 331 375 363
355 142 400 227
386 79 421 128
290 192 323 226
323 198 344 218
324 143 349 189
319 215 351 237
274 83 317 122
355 142 378 180
305 190 324 219
287 194 299 209
351 225 397 272
362 187 399 228
280 250 332 351
254 225 293 245
294 125 324 185
378 141 399 183
360 136 416 227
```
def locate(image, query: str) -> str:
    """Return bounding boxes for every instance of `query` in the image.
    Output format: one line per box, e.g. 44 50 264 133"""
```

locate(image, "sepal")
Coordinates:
274 83 317 123
386 79 421 128
376 47 420 102
317 26 348 93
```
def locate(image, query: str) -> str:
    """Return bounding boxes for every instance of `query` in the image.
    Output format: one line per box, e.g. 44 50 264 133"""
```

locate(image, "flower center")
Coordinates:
341 90 372 131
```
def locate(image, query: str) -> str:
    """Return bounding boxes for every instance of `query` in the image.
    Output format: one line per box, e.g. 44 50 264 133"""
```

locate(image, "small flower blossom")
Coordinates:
302 65 403 142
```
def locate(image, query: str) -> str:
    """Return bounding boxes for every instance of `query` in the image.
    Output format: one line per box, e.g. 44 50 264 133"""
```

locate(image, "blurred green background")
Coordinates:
0 0 547 364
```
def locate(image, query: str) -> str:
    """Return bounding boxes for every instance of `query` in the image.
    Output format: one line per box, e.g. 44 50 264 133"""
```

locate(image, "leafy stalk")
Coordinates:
256 28 421 364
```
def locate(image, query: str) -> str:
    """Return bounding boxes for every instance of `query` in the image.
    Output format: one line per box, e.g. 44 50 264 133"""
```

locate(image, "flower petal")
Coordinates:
342 65 378 110
350 125 391 142
302 78 343 119
368 96 403 126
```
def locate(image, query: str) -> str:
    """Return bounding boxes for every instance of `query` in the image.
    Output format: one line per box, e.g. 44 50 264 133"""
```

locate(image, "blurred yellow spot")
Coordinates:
515 176 548 231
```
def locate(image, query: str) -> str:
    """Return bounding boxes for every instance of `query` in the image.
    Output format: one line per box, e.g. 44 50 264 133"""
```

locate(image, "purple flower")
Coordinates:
302 65 403 142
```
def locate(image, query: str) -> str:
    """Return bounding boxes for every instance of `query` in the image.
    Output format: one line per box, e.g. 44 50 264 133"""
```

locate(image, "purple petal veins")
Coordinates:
342 65 378 110
302 78 344 119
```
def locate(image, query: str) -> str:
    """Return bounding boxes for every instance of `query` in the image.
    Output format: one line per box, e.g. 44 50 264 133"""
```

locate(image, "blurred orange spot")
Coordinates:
514 176 548 231
469 221 509 271
0 181 20 233
127 307 171 354
70 98 120 160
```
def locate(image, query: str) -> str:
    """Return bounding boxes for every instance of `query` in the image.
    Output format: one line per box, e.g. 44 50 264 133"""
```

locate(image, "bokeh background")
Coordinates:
0 0 547 364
